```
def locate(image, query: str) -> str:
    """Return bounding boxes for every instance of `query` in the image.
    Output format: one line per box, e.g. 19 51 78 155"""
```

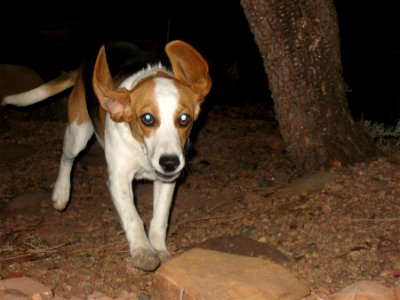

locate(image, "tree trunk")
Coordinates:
240 0 378 171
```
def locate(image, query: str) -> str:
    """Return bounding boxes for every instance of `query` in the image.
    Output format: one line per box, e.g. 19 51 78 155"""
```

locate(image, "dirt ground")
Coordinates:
0 99 399 299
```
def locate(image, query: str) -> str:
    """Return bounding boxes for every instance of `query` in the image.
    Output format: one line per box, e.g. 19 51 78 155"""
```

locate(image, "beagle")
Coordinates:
2 40 212 271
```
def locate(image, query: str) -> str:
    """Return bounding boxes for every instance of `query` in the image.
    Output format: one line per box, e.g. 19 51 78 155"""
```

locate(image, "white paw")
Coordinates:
131 248 160 271
52 183 70 211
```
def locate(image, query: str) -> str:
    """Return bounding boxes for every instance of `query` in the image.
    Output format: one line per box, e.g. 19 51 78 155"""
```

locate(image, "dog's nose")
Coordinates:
159 155 180 172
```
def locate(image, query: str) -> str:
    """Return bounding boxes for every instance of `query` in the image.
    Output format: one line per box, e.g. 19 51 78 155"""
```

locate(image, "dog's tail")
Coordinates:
1 70 78 107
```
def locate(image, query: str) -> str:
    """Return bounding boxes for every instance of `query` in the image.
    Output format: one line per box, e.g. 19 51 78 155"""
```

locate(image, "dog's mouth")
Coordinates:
155 170 181 182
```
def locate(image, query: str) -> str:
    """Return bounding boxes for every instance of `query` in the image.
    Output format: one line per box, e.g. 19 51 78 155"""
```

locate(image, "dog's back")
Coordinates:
102 41 160 83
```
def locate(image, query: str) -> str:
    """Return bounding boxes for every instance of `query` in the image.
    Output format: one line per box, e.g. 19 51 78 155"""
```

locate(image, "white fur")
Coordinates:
148 77 185 175
52 121 94 210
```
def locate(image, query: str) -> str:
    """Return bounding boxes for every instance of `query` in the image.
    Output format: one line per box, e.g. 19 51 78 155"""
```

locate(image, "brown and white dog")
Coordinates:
2 40 212 271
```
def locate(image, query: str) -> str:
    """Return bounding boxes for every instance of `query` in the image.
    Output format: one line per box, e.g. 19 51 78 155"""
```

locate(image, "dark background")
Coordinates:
1 1 399 125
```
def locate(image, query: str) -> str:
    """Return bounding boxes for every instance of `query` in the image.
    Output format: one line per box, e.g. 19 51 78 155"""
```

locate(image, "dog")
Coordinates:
2 40 212 271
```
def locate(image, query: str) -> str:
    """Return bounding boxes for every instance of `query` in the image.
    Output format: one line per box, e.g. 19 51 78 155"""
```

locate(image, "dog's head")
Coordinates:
92 40 212 182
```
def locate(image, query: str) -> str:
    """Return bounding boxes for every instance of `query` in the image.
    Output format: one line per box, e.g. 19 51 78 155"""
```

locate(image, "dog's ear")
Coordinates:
92 46 132 122
165 40 212 104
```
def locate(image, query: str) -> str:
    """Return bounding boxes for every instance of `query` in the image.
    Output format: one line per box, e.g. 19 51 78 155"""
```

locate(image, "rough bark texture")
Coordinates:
240 0 378 171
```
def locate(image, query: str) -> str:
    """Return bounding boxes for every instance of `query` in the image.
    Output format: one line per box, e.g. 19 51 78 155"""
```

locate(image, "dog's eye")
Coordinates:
177 113 191 127
141 113 155 126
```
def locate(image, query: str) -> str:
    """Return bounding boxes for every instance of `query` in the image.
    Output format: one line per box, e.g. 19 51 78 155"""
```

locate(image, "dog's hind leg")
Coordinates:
52 121 94 210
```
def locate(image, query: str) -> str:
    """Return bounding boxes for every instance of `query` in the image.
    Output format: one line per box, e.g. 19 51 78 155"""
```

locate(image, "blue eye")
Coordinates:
177 113 191 127
141 113 155 126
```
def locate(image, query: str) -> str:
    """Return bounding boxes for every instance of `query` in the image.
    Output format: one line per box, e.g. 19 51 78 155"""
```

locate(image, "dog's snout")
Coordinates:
159 155 180 172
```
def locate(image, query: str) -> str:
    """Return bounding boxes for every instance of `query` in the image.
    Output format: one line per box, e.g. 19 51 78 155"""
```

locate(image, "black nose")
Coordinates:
159 155 180 172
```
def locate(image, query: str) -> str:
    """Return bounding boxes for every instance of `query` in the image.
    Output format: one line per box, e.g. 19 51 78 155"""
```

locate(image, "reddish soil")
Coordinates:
0 100 399 299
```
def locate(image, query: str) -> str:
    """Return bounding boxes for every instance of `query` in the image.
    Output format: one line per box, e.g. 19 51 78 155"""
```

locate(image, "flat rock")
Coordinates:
151 248 310 300
274 171 338 198
0 64 43 99
194 235 289 264
0 276 53 299
327 280 400 300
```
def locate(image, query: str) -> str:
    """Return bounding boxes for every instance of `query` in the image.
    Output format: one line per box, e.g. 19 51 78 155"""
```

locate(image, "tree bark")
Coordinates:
240 0 378 171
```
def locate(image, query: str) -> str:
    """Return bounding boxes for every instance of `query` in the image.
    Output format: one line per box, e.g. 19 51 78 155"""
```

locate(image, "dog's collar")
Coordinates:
130 70 175 91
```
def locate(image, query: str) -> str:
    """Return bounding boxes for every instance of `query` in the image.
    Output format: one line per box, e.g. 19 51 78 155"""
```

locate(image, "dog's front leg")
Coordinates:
149 180 176 263
108 172 160 271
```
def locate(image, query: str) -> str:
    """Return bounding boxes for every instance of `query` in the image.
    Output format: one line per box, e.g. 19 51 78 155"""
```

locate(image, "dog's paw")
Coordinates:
51 180 71 211
52 191 69 211
157 250 171 264
131 248 160 271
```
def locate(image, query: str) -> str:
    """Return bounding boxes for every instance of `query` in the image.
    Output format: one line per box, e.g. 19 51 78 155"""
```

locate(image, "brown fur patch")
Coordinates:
165 41 212 102
128 78 160 144
67 68 89 124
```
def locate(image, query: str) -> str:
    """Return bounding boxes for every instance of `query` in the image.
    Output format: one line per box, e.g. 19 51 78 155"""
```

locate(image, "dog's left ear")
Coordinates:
92 46 132 122
165 40 212 104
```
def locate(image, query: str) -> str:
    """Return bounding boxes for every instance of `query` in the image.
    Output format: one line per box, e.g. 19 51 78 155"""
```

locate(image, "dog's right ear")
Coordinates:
92 46 132 122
